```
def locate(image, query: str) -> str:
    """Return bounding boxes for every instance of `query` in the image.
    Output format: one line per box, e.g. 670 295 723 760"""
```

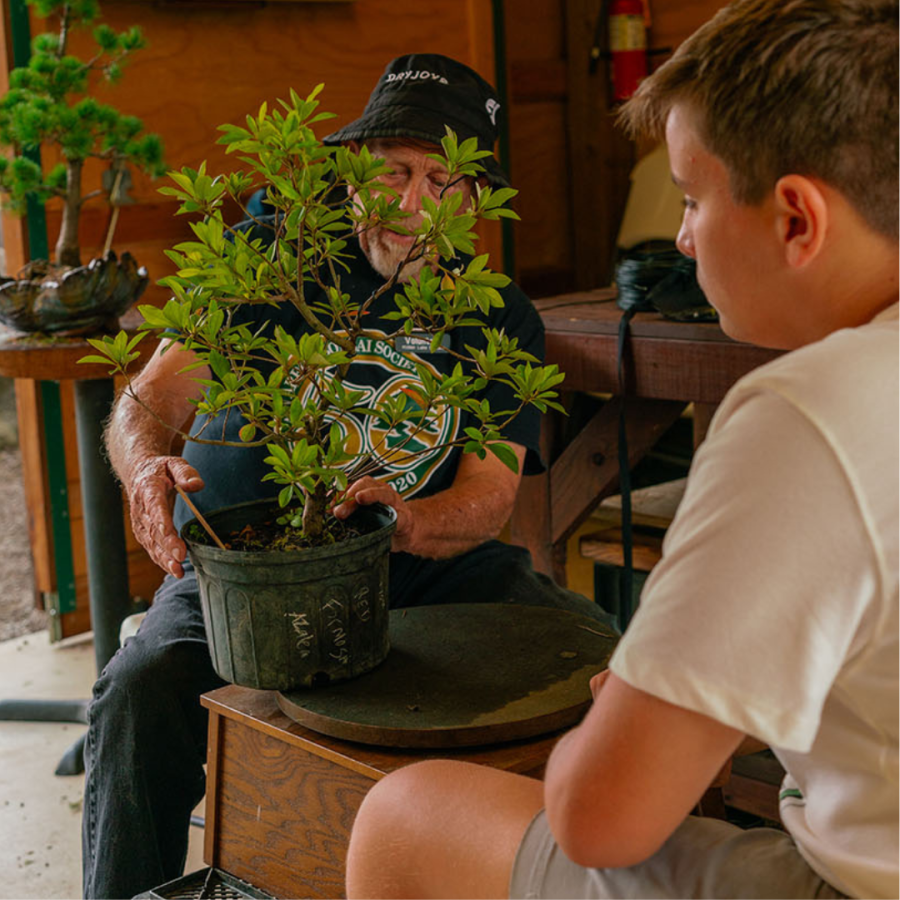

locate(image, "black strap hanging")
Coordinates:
616 305 638 628
611 244 712 627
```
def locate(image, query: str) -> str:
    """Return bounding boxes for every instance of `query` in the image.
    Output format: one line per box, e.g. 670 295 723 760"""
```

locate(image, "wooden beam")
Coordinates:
509 399 562 581
548 396 685 546
13 379 53 595
546 331 778 402
563 0 634 289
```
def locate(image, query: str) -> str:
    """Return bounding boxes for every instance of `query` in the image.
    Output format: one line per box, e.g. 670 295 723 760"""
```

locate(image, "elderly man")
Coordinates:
81 54 612 900
346 4 899 899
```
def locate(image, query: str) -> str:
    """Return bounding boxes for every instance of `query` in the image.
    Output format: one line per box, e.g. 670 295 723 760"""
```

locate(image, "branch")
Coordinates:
117 378 275 450
58 3 71 56
220 217 353 355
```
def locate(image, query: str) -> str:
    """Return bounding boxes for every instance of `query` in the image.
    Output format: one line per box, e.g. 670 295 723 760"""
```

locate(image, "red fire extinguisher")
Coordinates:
609 0 648 101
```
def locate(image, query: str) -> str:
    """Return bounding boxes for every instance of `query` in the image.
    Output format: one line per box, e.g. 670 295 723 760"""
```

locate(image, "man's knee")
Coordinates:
90 623 208 724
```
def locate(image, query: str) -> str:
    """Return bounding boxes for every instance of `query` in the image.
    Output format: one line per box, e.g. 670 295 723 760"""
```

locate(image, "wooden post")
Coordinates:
564 0 635 289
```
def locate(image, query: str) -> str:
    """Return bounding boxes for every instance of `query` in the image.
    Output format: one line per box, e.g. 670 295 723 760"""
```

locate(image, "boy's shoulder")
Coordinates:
728 305 898 415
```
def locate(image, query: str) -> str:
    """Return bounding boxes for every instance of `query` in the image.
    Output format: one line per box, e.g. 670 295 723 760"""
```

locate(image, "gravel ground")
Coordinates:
0 445 45 641
0 374 46 642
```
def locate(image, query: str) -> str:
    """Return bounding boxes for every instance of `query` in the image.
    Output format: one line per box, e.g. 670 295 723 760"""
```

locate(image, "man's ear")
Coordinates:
774 174 829 268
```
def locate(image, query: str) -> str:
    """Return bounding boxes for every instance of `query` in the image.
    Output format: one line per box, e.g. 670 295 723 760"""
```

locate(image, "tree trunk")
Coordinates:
54 158 82 268
301 482 328 543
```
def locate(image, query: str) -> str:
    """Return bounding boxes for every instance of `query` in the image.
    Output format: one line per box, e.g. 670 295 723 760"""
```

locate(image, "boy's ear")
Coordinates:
774 174 829 268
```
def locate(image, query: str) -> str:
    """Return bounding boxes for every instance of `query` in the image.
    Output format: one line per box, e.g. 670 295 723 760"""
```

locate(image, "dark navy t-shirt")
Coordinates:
174 222 545 533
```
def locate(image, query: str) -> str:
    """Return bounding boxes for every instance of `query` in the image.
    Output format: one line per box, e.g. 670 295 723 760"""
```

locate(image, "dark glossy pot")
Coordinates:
0 250 148 334
182 499 397 690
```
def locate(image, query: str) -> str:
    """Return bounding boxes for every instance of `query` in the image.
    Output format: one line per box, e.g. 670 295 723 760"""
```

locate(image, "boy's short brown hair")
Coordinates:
621 0 898 239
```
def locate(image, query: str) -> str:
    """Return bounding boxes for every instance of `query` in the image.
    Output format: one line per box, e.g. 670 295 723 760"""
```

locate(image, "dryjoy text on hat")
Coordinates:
385 69 449 84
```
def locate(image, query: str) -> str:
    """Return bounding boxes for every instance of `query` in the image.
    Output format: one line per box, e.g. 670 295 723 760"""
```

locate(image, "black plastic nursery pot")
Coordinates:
182 500 397 691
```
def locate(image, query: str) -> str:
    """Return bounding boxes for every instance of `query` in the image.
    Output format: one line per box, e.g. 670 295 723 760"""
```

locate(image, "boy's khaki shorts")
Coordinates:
510 811 847 899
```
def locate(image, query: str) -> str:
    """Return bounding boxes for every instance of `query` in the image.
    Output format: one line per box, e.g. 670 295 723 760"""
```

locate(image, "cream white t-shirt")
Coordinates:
610 304 899 899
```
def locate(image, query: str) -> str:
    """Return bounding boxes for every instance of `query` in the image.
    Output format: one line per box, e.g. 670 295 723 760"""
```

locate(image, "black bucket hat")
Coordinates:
323 53 509 187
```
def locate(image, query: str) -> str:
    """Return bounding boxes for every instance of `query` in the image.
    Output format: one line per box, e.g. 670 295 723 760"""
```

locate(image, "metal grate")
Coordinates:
139 868 273 900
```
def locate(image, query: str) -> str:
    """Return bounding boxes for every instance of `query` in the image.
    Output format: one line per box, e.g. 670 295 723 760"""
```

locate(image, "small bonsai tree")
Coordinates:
82 87 565 545
0 0 165 270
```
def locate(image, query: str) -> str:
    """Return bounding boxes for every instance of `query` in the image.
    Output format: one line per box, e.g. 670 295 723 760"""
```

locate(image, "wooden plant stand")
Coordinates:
202 685 563 900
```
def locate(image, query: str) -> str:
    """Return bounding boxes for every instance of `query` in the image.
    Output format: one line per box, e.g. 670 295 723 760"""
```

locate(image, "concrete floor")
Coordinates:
0 631 205 900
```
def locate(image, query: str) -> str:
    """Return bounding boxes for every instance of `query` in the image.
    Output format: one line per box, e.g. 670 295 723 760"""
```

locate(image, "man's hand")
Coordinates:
105 341 209 577
127 456 204 579
333 443 525 559
333 476 416 553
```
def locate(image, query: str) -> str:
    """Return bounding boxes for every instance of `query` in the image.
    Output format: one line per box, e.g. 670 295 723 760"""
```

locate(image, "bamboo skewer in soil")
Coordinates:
174 484 227 550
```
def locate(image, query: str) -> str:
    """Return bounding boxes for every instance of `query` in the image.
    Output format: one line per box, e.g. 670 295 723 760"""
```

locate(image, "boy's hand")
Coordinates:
589 669 611 700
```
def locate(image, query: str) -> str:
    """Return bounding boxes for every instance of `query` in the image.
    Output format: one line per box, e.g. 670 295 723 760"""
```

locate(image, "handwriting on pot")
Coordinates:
285 611 314 659
284 585 383 662
323 597 350 664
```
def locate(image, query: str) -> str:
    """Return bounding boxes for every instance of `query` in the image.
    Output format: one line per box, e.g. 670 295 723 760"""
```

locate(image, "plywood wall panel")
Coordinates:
507 101 573 277
504 2 565 61
504 0 572 294
649 1 727 56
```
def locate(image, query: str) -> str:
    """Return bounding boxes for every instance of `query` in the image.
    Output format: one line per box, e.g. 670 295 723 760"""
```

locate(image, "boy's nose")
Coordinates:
676 222 695 259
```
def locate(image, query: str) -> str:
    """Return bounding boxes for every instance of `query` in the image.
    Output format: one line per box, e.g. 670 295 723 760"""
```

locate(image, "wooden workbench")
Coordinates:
511 291 781 583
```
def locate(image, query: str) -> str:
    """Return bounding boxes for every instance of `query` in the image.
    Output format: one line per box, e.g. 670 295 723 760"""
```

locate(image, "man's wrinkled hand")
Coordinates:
127 457 204 579
333 476 415 553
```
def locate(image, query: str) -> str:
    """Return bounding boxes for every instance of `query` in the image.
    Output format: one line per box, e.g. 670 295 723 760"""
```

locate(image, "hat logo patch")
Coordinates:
485 98 500 125
386 70 449 85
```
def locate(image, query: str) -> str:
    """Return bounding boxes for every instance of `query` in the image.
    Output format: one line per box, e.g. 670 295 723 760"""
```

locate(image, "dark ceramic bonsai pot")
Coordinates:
0 250 148 335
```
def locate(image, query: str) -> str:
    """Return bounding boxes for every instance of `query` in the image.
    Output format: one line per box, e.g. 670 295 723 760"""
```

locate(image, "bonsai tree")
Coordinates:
82 86 565 546
0 0 165 271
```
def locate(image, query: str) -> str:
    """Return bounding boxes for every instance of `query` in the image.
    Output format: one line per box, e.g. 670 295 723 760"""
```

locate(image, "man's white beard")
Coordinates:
360 228 428 283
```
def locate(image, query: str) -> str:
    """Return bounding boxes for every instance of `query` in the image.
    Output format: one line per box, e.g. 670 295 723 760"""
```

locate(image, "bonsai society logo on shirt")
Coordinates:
297 332 460 498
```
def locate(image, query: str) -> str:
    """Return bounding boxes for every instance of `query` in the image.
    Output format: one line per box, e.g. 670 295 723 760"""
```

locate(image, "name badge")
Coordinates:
395 333 451 354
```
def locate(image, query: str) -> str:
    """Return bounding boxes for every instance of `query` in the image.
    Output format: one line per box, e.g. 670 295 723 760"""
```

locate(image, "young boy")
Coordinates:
344 1 899 897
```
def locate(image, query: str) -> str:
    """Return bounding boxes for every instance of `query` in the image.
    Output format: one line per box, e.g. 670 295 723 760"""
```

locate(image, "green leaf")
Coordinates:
77 354 116 367
487 442 520 473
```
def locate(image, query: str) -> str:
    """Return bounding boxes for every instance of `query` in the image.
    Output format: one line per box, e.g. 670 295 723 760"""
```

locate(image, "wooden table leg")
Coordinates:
510 409 559 580
512 397 685 585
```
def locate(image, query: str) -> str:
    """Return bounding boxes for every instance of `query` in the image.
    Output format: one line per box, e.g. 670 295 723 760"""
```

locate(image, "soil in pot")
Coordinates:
182 500 397 692
184 508 364 552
